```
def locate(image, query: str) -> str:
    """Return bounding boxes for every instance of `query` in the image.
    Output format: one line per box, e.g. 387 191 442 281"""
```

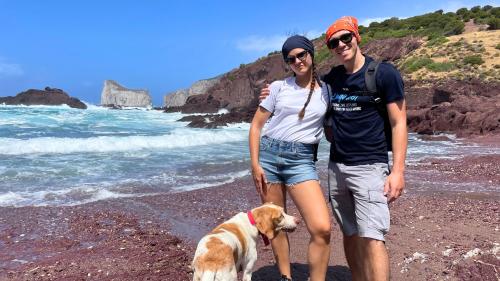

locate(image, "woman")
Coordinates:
249 35 331 281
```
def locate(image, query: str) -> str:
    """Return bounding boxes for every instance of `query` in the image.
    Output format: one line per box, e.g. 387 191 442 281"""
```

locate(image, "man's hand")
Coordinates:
259 83 270 102
384 171 404 203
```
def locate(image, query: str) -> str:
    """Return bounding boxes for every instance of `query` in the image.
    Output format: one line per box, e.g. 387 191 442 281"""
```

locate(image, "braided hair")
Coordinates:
298 62 322 120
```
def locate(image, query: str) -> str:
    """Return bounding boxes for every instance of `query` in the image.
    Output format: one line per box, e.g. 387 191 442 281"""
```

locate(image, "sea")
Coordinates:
1 104 498 207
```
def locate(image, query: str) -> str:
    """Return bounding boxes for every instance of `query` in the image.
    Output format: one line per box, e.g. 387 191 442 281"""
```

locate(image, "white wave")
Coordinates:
0 103 72 109
224 122 250 130
0 169 251 207
171 169 250 192
0 129 247 155
0 191 24 206
0 186 149 207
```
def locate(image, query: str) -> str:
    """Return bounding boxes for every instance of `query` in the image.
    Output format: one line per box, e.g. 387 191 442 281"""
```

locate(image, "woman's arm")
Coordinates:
249 106 272 196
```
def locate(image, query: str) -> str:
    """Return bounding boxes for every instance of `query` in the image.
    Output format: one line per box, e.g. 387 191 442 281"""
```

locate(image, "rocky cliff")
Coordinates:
0 87 87 109
100 80 152 108
406 78 499 136
163 77 220 108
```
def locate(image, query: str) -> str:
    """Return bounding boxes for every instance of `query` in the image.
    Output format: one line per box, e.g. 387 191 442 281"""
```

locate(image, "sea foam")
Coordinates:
0 129 247 155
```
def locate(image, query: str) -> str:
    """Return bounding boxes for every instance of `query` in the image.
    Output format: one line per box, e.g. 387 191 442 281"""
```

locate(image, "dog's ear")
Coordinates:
253 206 282 240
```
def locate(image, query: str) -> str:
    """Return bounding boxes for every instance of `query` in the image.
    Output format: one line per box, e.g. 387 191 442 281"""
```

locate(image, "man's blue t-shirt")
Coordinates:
323 56 404 165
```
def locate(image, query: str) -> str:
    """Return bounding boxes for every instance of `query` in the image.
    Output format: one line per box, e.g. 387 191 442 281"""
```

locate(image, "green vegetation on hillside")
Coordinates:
358 6 499 46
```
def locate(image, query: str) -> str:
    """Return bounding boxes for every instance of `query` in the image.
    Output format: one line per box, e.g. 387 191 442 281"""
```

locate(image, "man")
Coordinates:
260 16 407 281
322 16 407 281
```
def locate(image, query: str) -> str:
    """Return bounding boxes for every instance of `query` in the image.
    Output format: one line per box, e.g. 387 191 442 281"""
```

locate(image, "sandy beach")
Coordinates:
1 139 499 281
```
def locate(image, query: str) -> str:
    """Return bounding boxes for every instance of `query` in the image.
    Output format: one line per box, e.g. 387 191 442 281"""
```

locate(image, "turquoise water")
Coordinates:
0 104 496 207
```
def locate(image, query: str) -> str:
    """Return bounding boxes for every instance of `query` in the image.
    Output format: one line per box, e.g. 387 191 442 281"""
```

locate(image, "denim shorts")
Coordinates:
259 136 319 187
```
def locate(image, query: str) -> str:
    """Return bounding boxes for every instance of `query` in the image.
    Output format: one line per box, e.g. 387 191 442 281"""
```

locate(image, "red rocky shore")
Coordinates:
1 144 499 281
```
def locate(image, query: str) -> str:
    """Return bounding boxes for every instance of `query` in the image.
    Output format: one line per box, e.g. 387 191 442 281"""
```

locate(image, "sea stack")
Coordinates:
163 77 220 108
0 87 87 109
100 80 152 108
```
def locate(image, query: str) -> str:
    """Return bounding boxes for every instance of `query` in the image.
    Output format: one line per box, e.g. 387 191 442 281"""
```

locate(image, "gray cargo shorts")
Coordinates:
328 161 390 241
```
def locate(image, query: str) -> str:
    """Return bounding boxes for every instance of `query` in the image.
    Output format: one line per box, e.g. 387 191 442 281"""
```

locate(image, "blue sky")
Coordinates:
0 0 498 106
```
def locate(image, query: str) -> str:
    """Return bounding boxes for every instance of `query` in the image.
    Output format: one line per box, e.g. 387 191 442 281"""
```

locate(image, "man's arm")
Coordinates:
384 99 407 203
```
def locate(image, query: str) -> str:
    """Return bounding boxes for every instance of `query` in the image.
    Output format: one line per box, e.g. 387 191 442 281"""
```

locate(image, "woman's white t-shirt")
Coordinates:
260 77 329 144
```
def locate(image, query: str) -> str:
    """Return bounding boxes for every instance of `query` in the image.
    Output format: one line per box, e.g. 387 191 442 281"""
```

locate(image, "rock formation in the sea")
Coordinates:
0 87 87 109
163 77 220 108
100 80 152 108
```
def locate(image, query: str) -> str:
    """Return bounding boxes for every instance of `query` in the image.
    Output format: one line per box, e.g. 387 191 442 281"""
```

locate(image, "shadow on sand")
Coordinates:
252 263 351 281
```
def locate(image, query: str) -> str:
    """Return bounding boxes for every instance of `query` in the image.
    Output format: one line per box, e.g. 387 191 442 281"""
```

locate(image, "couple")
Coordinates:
249 16 407 281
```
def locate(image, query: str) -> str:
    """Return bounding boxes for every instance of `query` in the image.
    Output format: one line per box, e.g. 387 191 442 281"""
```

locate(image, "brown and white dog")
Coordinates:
192 203 298 281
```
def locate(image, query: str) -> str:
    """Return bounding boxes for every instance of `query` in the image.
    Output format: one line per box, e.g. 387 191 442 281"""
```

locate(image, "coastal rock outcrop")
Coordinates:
163 77 220 108
100 80 151 108
0 87 87 109
406 78 500 136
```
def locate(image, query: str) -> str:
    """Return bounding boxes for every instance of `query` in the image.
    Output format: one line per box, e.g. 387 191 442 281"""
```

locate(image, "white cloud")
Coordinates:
236 30 324 53
236 35 288 52
0 58 23 77
303 30 324 40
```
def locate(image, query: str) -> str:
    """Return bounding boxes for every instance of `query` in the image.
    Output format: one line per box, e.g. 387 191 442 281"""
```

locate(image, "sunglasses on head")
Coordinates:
285 50 309 64
327 32 354 49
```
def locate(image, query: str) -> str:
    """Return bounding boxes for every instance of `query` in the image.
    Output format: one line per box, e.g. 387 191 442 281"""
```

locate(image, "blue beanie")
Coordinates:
282 35 315 61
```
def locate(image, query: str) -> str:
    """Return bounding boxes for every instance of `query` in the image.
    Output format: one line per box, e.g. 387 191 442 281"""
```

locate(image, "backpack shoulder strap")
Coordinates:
364 60 381 95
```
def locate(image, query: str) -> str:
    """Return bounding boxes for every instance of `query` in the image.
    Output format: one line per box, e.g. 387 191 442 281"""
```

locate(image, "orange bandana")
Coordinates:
325 16 361 44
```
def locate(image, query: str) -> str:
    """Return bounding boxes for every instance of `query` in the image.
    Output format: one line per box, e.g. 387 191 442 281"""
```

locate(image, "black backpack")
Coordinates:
325 60 393 151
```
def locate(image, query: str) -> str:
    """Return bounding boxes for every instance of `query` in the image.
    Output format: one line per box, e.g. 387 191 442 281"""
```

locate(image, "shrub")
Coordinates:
401 57 434 73
314 45 330 64
487 17 500 30
463 55 484 65
426 62 456 72
427 36 449 46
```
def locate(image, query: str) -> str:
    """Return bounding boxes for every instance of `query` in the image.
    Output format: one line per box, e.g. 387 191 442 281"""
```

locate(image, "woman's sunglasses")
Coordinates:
285 50 309 64
327 32 354 49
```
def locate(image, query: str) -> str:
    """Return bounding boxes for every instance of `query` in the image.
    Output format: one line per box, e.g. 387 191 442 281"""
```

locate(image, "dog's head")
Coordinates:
251 202 298 240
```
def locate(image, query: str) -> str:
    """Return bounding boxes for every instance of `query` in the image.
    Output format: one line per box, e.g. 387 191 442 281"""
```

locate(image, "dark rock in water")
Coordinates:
101 104 123 109
419 135 453 141
178 115 219 129
178 104 257 129
164 106 182 113
0 87 87 109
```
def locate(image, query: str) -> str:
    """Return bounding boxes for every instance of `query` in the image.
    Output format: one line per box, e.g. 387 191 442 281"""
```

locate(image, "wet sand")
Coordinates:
1 143 499 280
